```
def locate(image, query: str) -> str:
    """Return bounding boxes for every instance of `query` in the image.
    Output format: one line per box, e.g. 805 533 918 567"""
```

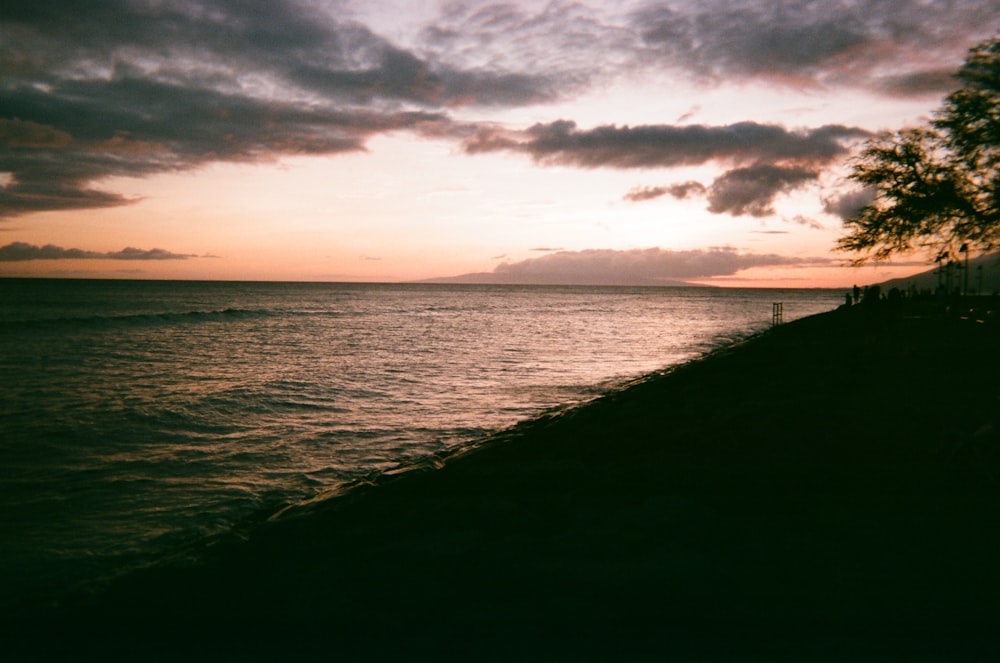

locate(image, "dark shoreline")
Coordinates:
15 301 1000 660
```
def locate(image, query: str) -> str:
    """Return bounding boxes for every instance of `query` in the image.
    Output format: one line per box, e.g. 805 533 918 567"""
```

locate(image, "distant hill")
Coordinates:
880 251 1000 295
418 272 699 287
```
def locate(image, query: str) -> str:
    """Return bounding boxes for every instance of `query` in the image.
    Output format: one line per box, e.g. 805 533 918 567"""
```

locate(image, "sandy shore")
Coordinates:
19 300 1000 660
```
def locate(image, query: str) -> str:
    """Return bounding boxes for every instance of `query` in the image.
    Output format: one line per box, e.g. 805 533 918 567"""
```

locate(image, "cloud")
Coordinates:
0 242 195 261
426 1 993 98
465 120 869 169
473 120 859 218
823 188 878 220
706 164 819 217
417 1 629 93
0 73 452 216
429 247 834 286
0 118 73 148
625 166 821 220
0 0 548 218
625 181 707 202
631 0 999 94
876 70 960 97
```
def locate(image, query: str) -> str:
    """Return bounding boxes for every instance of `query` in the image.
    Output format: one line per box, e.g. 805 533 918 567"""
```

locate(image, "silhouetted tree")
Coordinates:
838 36 1000 264
935 37 1000 241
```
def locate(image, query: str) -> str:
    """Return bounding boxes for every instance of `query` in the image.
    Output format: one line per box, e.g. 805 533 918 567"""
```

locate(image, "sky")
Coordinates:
1 1 998 287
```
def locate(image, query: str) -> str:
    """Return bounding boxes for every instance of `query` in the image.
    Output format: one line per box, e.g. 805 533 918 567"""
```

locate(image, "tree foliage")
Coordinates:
838 36 1000 264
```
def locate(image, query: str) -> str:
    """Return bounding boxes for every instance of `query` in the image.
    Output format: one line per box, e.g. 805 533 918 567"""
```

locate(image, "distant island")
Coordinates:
417 272 700 287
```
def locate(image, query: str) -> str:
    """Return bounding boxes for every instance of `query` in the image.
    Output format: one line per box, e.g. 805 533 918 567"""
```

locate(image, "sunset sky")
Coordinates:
2 1 998 286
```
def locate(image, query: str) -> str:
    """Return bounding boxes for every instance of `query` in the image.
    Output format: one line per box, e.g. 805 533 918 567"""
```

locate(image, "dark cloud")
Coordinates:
0 0 549 218
636 3 863 75
627 168 826 220
0 118 73 148
877 70 961 97
0 242 195 261
4 1 555 108
465 120 869 169
0 77 447 215
429 1 993 98
632 0 999 94
625 181 707 202
418 2 626 93
823 188 878 220
707 164 819 217
624 186 672 203
469 120 863 218
0 183 137 217
429 247 835 286
673 180 709 200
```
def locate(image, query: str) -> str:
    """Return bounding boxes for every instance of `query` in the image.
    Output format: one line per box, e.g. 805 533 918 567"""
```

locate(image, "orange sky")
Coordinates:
2 1 996 287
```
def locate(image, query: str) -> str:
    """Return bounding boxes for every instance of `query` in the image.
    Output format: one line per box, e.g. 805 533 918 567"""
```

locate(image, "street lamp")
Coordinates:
959 243 969 297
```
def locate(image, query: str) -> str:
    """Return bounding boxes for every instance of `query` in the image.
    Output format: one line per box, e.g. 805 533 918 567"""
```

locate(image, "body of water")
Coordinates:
0 279 841 609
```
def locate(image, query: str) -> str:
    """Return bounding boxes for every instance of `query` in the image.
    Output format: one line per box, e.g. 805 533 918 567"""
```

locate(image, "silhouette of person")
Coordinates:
852 284 861 305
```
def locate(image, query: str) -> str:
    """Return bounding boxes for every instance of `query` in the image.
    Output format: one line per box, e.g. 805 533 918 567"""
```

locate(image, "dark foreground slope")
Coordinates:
19 301 1000 660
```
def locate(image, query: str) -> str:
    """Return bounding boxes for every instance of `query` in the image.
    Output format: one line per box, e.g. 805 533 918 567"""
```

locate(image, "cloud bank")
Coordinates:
423 1 993 96
427 247 834 286
0 1 479 217
464 120 868 169
0 242 195 261
466 120 868 216
631 0 996 93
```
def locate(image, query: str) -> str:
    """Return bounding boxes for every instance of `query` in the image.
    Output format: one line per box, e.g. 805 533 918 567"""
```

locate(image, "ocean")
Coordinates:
0 279 841 610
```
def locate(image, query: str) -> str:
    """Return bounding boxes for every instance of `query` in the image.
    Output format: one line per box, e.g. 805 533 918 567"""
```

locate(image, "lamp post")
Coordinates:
959 243 969 297
935 251 947 294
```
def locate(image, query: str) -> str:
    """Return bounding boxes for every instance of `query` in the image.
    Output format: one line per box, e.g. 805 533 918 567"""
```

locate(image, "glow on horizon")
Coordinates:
2 1 996 287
